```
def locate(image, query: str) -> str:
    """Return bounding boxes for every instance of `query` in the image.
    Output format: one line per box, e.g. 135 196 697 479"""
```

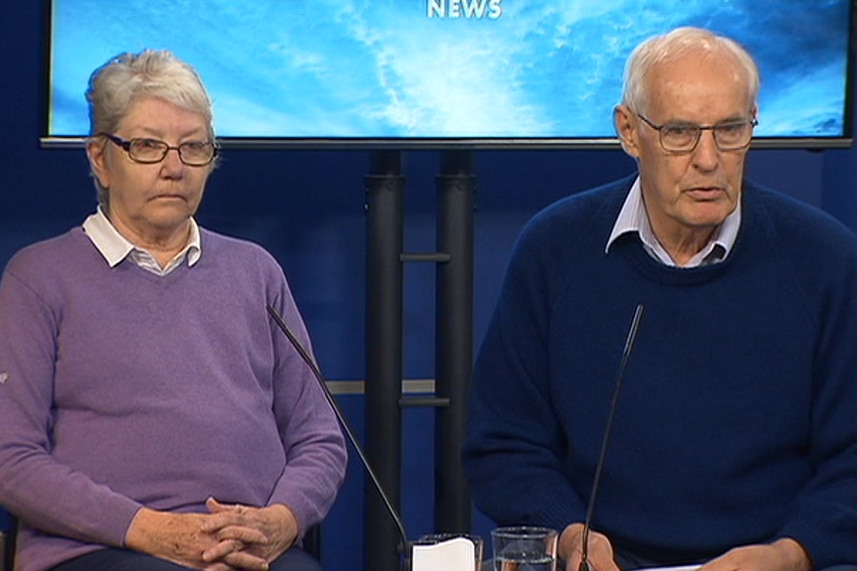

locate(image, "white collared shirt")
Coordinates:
82 207 202 276
605 177 740 267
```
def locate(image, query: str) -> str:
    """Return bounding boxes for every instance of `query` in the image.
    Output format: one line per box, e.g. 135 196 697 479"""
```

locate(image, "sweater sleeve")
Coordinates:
265 277 347 534
463 221 586 531
0 262 142 547
774 229 857 568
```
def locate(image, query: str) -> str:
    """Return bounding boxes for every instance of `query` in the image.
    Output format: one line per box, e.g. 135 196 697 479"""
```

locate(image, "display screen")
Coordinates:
43 0 856 149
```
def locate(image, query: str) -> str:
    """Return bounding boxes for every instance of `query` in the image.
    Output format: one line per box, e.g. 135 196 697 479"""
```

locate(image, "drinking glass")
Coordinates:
490 526 557 571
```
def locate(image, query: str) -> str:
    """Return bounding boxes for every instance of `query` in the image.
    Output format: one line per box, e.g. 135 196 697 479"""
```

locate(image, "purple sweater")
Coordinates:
0 227 347 571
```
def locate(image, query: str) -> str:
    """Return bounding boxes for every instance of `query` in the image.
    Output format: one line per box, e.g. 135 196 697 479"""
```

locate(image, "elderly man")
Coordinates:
463 27 857 571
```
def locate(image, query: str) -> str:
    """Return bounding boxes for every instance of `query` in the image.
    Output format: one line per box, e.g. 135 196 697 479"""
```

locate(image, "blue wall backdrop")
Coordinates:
1 2 856 569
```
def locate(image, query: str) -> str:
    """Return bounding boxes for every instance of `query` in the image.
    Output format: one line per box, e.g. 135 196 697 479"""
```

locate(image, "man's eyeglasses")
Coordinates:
636 114 758 154
100 133 218 166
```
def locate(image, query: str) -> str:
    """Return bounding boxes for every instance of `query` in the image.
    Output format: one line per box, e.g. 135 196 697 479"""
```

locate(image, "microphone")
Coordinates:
265 304 410 555
578 304 645 571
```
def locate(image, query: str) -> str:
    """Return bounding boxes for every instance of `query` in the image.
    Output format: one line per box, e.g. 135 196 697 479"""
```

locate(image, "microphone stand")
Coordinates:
579 304 645 571
266 304 411 563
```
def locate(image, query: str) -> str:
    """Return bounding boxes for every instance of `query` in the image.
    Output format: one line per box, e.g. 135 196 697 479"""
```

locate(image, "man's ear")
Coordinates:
86 137 110 189
614 104 641 159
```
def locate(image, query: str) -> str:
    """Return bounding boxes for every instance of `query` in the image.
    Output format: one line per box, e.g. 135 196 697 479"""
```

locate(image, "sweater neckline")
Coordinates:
613 232 737 286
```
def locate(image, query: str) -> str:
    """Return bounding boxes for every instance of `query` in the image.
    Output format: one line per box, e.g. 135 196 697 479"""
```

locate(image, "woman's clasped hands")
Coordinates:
125 497 299 571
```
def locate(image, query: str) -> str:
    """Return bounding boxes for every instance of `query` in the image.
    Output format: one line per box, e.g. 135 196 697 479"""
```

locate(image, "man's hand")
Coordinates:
559 523 620 571
199 498 300 570
699 538 812 571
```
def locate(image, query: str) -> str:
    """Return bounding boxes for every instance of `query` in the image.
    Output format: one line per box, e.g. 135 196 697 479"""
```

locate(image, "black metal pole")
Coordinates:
434 150 475 533
364 150 406 571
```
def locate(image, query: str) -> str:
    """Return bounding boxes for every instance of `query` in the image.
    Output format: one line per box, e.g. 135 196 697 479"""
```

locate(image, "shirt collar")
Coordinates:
82 207 202 268
605 176 741 267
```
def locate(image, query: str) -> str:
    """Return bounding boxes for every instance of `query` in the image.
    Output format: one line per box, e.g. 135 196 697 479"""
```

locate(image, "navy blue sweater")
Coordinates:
463 176 857 567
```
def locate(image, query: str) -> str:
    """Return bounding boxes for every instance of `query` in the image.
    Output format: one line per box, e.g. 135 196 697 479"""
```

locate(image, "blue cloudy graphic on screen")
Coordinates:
49 0 851 139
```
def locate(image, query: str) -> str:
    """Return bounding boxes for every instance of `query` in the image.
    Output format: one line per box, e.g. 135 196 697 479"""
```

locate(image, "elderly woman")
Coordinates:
0 50 346 571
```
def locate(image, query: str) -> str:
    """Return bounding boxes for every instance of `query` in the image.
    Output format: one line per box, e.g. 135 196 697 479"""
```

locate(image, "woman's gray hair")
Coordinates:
86 50 216 206
620 27 760 115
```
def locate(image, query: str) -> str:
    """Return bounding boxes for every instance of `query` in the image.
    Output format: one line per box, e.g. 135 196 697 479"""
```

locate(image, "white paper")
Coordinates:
412 536 476 571
632 565 701 571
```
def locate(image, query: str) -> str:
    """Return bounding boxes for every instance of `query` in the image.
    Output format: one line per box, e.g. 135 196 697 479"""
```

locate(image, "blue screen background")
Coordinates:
48 0 853 140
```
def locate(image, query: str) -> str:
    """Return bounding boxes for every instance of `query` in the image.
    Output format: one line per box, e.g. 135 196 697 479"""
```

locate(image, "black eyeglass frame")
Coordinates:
99 133 219 166
635 113 758 154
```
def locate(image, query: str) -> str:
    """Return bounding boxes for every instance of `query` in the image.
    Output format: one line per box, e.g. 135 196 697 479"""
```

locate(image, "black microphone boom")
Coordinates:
579 303 645 571
266 304 410 554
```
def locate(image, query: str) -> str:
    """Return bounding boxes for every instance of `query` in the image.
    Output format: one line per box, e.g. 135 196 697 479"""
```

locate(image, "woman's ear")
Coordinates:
86 137 110 189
